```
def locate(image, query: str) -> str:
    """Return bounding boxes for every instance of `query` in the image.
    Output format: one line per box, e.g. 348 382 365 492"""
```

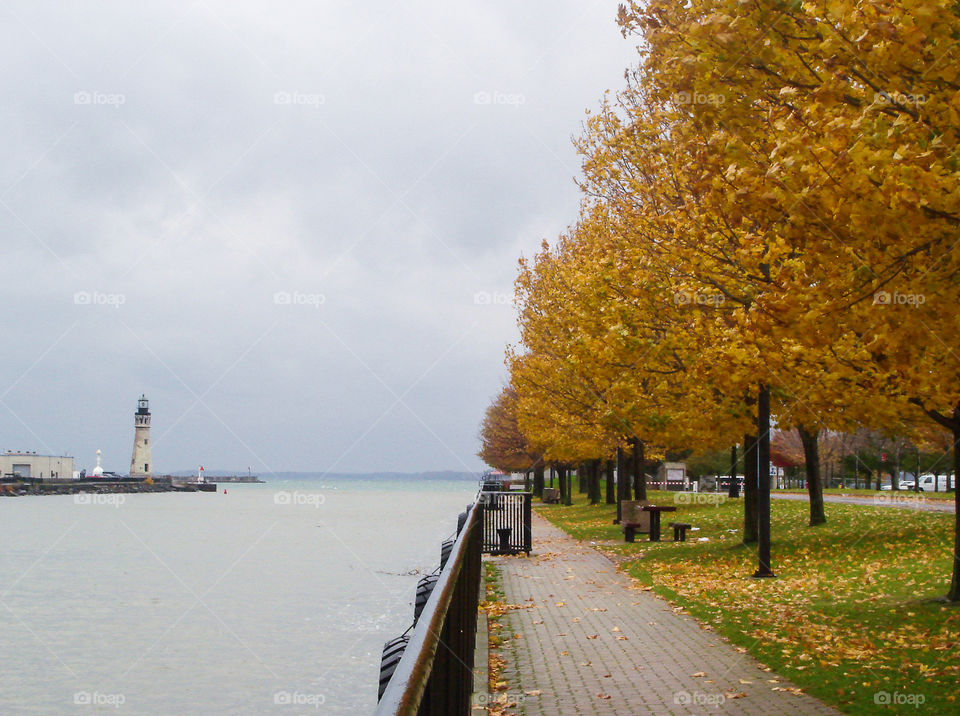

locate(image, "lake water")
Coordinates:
0 478 478 715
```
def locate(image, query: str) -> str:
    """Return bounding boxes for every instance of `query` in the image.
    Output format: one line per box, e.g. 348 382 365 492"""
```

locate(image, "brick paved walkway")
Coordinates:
491 514 840 715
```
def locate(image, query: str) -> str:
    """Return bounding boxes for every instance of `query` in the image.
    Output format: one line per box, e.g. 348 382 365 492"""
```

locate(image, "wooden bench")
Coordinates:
542 487 560 504
668 522 692 542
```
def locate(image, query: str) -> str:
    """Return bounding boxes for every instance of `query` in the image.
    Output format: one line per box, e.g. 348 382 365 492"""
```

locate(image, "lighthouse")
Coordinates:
129 394 152 477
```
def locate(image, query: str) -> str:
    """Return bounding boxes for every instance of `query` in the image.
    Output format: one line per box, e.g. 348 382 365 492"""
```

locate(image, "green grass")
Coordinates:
535 487 959 714
483 560 504 602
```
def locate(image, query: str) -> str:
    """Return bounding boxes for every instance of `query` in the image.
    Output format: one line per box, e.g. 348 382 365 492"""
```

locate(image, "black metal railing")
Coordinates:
375 498 484 716
479 491 531 555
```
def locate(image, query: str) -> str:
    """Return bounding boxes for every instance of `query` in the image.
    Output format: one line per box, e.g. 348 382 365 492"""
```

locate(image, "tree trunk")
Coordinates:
578 462 588 493
632 437 647 501
728 444 740 498
755 384 775 577
743 432 758 544
798 425 827 526
615 447 629 523
557 464 571 506
617 446 632 503
588 459 601 505
533 461 544 498
604 459 615 505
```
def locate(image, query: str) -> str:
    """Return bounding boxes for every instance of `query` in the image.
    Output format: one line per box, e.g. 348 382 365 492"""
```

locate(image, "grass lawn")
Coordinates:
536 484 959 715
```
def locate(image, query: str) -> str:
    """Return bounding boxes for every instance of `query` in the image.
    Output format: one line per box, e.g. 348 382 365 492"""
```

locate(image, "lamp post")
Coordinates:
754 384 775 579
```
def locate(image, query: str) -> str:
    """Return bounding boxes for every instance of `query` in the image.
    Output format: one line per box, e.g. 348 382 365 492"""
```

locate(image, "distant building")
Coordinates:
0 452 75 480
129 395 152 476
656 461 688 489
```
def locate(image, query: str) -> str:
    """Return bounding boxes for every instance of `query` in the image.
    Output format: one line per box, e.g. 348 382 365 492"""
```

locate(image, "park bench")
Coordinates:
542 487 560 504
668 521 692 542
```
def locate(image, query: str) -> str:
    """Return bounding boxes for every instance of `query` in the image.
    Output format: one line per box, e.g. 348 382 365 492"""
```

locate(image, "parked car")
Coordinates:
889 473 955 491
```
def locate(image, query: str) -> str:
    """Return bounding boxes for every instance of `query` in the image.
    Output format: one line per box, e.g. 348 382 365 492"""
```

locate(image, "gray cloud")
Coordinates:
0 1 637 475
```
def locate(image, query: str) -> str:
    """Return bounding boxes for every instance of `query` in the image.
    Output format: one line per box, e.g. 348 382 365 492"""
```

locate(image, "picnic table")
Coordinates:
641 504 677 541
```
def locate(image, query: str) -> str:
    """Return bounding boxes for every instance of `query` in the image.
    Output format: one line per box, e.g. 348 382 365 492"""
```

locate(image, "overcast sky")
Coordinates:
0 1 637 476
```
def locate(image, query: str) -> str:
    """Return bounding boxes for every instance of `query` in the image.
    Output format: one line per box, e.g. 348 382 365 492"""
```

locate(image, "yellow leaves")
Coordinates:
504 0 960 468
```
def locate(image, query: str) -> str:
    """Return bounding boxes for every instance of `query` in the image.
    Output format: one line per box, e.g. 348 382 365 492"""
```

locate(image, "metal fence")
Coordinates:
375 499 484 716
479 491 532 555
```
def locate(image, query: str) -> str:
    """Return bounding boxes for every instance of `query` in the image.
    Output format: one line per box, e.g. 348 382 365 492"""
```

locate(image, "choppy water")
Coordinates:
0 478 477 715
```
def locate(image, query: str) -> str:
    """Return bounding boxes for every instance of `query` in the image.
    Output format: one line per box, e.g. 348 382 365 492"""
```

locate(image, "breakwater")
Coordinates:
0 476 192 497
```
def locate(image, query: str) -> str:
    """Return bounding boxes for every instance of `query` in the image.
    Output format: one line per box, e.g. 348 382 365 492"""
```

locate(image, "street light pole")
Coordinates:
754 384 776 578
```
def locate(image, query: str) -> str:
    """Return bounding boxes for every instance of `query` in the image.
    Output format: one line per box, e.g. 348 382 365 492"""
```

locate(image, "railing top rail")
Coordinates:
374 495 482 716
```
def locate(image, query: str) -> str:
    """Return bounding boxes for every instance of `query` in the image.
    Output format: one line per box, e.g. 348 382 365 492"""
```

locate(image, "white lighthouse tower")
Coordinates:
129 395 152 477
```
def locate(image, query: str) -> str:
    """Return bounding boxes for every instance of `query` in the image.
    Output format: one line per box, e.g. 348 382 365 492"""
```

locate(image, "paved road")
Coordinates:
490 514 839 715
773 492 955 512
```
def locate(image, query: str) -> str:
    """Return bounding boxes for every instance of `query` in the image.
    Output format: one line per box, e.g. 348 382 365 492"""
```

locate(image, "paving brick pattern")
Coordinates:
491 514 840 715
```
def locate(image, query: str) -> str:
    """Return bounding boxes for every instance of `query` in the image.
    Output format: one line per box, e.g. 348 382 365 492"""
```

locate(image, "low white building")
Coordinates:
0 452 75 480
